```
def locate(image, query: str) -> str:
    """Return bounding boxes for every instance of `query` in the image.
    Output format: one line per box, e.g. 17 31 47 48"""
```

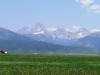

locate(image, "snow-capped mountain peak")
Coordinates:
56 26 66 33
74 28 91 38
17 23 92 39
34 22 46 31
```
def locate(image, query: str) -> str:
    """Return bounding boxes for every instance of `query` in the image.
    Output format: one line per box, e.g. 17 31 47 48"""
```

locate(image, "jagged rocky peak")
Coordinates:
75 28 90 34
55 26 71 34
34 22 46 31
74 28 91 38
56 26 66 32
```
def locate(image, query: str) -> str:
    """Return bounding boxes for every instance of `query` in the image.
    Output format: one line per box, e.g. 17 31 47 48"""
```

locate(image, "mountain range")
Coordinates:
0 26 99 55
17 22 91 40
17 22 100 51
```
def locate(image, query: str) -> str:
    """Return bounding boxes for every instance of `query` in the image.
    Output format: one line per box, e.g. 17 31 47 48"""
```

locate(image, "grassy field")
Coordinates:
0 54 100 75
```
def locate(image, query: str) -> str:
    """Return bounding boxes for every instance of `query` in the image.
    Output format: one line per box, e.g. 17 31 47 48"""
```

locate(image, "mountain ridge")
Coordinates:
0 27 33 41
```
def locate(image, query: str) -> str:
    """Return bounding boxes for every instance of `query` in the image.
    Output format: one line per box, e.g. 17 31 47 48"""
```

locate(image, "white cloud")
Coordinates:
76 0 94 7
89 4 100 13
90 4 100 10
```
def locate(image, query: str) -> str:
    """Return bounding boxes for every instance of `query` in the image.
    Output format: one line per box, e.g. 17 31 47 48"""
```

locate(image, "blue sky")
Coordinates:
0 0 100 32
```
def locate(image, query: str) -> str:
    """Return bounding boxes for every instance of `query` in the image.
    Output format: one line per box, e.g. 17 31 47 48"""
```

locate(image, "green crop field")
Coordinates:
0 54 100 75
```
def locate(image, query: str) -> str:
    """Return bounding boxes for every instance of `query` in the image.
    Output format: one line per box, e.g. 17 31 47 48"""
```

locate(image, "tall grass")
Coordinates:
0 54 100 75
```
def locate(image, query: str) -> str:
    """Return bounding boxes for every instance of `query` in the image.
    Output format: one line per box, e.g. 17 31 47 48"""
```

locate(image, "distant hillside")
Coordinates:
0 40 99 55
0 27 33 41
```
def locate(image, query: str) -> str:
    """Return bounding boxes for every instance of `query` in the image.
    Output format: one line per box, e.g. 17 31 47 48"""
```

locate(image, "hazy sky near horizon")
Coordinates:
0 0 100 31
